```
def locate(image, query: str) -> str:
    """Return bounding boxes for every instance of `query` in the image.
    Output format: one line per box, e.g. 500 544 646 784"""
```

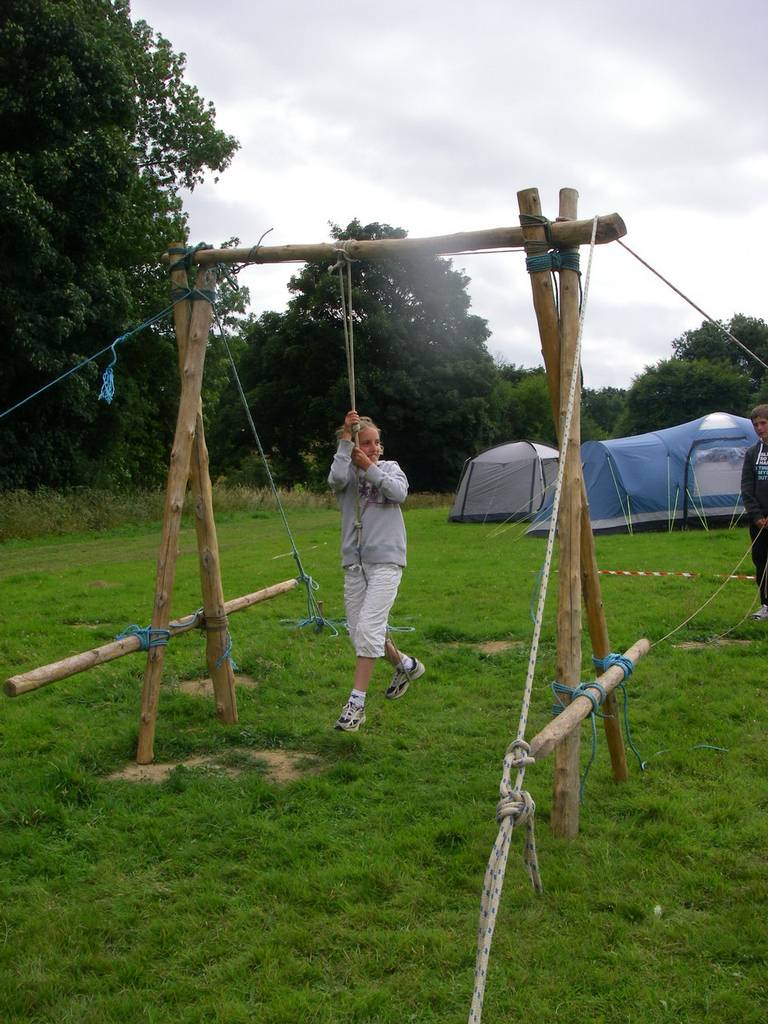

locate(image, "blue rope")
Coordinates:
592 652 634 679
550 679 607 801
592 653 645 771
1 279 215 420
214 631 239 671
116 624 171 651
212 309 335 636
525 250 581 274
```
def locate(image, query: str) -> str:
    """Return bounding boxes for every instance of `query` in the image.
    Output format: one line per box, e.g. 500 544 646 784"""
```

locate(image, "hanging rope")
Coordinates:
468 216 600 1024
212 312 336 636
617 239 768 372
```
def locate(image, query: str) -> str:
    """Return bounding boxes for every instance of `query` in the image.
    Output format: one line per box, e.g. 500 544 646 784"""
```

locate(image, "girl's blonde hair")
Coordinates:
336 415 380 440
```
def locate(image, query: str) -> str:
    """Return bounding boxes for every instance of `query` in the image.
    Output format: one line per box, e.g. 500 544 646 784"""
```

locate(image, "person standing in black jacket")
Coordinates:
741 404 768 619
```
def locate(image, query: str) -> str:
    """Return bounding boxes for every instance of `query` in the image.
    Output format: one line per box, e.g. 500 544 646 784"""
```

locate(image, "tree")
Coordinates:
671 315 768 396
582 385 627 440
617 358 751 437
0 0 239 489
209 220 496 492
487 366 556 447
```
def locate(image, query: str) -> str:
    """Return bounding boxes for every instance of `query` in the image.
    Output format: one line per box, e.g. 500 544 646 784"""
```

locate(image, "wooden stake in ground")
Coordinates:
136 260 219 765
517 187 628 836
169 247 238 727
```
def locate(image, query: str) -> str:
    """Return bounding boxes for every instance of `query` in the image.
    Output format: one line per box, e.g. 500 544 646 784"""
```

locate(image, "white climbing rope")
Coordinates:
468 216 599 1024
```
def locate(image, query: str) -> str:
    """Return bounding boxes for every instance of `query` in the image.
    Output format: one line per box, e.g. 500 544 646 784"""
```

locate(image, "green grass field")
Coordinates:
1 505 766 1023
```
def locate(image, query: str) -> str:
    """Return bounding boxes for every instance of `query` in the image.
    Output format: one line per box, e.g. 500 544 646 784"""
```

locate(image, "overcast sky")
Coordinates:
129 0 767 389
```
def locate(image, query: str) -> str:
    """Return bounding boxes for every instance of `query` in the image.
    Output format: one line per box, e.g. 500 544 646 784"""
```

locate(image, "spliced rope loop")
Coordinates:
468 217 600 1024
115 624 171 651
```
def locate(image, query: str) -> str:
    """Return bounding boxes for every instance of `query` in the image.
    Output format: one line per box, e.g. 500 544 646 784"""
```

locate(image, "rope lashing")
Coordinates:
115 624 171 651
590 653 646 772
203 612 239 671
525 249 581 274
551 678 607 717
550 679 608 801
168 242 214 273
592 652 634 678
169 287 217 304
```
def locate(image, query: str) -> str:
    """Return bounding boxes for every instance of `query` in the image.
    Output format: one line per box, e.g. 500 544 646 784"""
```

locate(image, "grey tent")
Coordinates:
449 441 559 523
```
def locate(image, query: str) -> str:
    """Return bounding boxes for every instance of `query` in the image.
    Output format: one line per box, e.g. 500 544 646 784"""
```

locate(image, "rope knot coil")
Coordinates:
115 624 171 651
592 652 634 678
504 738 535 770
495 788 535 827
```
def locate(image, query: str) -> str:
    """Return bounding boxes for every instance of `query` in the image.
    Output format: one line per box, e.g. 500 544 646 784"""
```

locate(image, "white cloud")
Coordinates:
129 0 767 389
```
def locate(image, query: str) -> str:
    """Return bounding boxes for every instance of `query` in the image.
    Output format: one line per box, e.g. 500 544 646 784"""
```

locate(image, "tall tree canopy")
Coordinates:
0 0 239 489
671 314 768 398
210 221 496 492
617 357 751 437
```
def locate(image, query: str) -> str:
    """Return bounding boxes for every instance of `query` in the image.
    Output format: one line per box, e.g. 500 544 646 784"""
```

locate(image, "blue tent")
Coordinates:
529 412 756 535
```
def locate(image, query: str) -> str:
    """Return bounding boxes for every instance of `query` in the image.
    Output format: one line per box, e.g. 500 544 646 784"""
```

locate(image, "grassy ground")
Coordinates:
0 506 766 1023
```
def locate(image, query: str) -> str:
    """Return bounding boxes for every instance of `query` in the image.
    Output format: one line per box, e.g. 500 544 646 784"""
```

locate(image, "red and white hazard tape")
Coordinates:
598 569 755 580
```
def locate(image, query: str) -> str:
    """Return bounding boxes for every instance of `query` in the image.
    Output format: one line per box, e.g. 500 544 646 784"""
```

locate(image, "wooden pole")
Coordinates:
5 580 299 697
169 249 237 725
549 187 583 838
555 195 629 783
529 639 649 761
136 262 218 764
160 215 627 268
518 188 628 785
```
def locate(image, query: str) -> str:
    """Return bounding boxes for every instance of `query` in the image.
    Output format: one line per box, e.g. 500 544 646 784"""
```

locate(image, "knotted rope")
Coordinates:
115 624 171 651
468 216 599 1024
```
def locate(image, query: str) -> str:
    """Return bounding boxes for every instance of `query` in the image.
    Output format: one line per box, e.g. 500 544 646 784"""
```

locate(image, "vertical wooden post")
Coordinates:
518 191 628 788
169 251 238 728
550 187 583 837
136 259 219 764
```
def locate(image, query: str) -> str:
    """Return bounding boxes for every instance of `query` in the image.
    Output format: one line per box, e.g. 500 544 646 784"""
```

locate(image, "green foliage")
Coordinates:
0 0 239 489
672 314 768 395
618 358 751 436
209 220 496 491
488 365 556 445
582 385 627 440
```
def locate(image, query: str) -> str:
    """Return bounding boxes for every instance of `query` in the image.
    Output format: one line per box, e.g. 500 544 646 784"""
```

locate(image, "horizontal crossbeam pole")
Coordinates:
5 578 299 697
528 638 650 762
162 214 627 267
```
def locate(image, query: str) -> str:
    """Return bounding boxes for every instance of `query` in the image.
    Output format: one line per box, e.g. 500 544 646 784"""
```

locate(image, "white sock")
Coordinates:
399 656 415 672
349 688 366 707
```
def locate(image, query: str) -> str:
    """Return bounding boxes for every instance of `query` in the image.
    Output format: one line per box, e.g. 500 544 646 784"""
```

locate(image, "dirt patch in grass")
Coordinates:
176 674 260 697
106 747 322 785
88 580 119 588
674 638 753 650
448 640 523 654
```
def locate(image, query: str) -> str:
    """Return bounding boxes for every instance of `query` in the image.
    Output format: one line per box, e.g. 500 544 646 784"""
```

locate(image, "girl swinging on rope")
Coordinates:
328 409 425 731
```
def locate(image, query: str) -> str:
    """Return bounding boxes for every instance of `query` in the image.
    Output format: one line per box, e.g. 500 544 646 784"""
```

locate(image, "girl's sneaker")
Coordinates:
386 658 425 700
751 604 768 620
334 700 366 731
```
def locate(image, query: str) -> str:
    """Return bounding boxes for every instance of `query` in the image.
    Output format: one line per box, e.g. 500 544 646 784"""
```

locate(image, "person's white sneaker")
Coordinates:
334 700 366 731
751 604 768 620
